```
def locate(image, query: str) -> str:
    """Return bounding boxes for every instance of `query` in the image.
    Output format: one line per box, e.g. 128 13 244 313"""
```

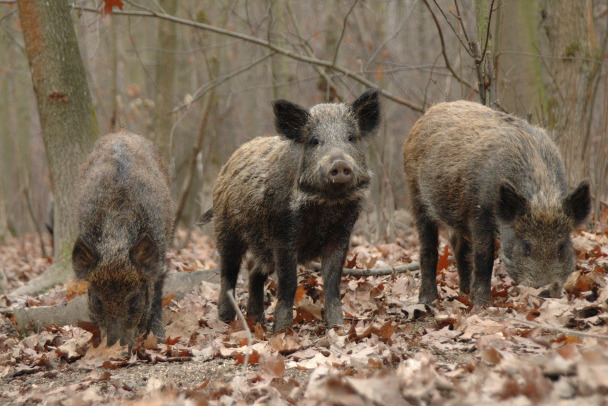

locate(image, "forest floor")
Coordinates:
1 220 608 405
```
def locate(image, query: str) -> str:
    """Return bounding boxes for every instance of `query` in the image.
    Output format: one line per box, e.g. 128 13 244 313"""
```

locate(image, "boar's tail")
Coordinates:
198 208 214 225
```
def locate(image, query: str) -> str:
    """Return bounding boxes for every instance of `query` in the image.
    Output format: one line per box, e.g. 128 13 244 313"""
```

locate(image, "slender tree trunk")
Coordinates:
13 0 99 296
473 0 495 107
494 0 546 117
109 15 120 132
0 39 10 241
537 0 595 184
153 0 179 167
268 0 291 100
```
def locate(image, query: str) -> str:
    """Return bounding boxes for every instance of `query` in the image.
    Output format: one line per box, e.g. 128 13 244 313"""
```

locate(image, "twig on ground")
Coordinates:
0 306 14 314
226 289 252 373
310 261 420 276
500 317 608 340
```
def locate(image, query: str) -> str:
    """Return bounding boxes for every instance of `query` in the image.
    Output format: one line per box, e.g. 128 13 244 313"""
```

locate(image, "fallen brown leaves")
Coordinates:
2 229 608 404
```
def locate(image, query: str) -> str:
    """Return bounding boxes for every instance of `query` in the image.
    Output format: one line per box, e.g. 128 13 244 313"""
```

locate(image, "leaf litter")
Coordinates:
1 228 608 404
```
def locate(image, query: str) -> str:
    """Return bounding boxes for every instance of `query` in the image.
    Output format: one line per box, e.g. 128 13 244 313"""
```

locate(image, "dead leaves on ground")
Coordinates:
3 229 608 404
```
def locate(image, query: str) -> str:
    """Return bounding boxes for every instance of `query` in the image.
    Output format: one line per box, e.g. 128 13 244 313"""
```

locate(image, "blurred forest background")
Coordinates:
1 0 607 248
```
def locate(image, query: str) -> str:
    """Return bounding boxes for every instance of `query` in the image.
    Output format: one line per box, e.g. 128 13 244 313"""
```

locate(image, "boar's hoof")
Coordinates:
470 288 491 307
418 289 439 306
325 316 344 329
218 301 236 324
150 320 166 343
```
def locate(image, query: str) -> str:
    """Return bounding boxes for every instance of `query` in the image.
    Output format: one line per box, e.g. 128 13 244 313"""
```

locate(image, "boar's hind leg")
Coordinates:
470 216 495 305
450 231 472 294
149 273 167 342
217 237 246 323
272 247 298 332
247 262 270 323
415 203 440 305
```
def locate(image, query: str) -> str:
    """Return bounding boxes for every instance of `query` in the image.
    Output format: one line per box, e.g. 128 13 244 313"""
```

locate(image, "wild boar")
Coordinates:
72 132 174 346
204 89 381 331
403 101 590 305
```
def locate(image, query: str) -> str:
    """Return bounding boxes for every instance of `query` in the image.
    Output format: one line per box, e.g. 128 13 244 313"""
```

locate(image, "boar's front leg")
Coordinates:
450 230 472 294
470 213 495 305
273 244 298 331
320 235 350 328
149 272 166 342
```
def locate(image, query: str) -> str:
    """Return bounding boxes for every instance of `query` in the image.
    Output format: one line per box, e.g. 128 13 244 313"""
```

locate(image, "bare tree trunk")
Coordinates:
13 0 99 296
268 0 291 100
153 0 179 167
494 0 546 117
109 15 120 132
473 0 495 107
537 0 596 184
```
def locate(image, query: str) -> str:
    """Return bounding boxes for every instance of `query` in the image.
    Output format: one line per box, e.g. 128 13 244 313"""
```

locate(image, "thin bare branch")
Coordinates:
70 4 424 112
480 0 497 60
431 0 473 57
285 2 342 101
363 4 413 72
332 0 359 66
172 52 276 114
423 0 478 94
310 261 420 277
501 317 608 340
226 289 252 372
452 0 473 51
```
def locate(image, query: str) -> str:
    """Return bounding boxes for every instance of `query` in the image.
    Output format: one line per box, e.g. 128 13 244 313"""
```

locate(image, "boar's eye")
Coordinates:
309 137 320 147
347 133 356 142
522 241 532 257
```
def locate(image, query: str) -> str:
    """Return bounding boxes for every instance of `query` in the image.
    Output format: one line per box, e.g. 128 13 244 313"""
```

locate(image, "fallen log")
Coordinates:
10 261 421 333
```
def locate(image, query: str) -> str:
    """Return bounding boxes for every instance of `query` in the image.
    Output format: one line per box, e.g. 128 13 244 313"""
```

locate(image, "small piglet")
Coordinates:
403 101 590 305
203 89 381 331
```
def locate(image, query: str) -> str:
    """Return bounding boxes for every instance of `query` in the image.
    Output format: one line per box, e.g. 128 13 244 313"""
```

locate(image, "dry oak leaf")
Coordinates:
258 351 285 378
79 337 128 369
102 0 123 16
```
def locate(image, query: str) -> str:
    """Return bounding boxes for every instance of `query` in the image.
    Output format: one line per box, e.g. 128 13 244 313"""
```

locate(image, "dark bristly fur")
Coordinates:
203 89 381 331
403 101 591 306
72 132 175 347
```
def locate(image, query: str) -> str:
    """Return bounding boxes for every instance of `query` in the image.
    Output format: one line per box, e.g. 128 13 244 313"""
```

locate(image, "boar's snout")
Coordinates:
327 160 353 184
104 322 137 348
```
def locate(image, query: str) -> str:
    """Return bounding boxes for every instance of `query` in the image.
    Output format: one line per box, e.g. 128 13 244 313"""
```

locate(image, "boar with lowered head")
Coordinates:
403 101 590 305
204 89 381 331
72 132 175 347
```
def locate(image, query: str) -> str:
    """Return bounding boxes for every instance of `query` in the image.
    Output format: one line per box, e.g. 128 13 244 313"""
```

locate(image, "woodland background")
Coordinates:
2 1 608 404
0 0 607 250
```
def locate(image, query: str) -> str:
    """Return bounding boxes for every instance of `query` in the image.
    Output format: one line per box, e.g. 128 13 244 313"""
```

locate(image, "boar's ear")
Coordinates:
563 180 591 227
129 232 159 271
352 88 381 136
496 180 528 223
72 235 98 279
272 99 310 143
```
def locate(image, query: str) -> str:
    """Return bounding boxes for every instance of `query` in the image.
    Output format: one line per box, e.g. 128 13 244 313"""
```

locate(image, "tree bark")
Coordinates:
537 0 591 183
494 0 546 117
153 0 179 167
268 0 291 100
13 0 99 296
